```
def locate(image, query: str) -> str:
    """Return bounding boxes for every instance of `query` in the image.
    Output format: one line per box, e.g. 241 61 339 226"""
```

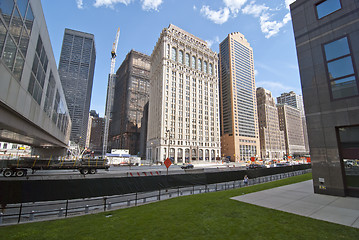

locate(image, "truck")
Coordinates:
0 157 110 177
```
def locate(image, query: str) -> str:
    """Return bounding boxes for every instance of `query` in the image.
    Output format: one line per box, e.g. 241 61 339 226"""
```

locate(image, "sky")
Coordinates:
41 0 299 117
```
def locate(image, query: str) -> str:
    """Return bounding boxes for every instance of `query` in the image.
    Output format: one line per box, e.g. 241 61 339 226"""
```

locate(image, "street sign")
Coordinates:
164 158 172 168
251 157 255 162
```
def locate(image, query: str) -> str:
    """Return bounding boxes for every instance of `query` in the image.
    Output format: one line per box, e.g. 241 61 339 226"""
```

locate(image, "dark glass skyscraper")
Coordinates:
58 29 96 147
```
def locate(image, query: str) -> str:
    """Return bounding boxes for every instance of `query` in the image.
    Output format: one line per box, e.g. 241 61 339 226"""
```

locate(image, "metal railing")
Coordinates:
0 169 311 225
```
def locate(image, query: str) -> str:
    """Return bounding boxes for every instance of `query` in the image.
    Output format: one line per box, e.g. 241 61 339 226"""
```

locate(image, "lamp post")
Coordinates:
166 128 170 161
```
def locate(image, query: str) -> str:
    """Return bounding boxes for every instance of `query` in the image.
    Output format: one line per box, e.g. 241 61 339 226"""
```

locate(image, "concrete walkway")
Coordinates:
231 180 359 228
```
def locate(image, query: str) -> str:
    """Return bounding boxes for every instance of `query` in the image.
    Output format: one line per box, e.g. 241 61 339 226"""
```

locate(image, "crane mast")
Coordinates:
103 27 120 157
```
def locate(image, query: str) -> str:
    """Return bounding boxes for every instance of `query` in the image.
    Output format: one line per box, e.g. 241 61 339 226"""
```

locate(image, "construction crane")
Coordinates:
103 27 120 157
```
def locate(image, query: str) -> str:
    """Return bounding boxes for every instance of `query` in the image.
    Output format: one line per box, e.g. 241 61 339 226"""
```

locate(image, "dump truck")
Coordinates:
0 157 109 177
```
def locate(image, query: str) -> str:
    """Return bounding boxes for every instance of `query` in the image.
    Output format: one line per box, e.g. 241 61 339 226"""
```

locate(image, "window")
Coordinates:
316 0 341 19
204 61 207 73
179 50 183 64
171 47 177 61
192 56 196 69
198 58 202 71
185 53 190 66
209 63 213 75
323 37 358 99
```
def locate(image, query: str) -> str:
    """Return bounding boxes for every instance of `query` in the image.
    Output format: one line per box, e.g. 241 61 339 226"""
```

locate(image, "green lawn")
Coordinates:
1 173 358 240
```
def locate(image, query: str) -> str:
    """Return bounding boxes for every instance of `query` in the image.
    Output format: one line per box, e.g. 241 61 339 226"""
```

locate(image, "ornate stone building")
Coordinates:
146 24 221 163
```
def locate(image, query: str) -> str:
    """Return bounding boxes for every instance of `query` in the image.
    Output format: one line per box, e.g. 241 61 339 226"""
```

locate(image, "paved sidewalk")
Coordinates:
231 180 359 228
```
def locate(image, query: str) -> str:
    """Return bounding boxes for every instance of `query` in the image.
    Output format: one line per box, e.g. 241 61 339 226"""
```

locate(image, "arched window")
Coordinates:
171 47 177 61
192 56 196 69
204 61 207 73
179 50 184 64
185 53 190 66
198 59 202 71
209 63 213 75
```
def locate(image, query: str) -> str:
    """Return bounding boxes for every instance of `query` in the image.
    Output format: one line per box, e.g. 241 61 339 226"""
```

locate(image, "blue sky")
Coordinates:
41 0 299 117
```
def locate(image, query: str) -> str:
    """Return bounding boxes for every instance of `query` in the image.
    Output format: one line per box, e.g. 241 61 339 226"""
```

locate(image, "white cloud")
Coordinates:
193 5 197 11
141 0 163 11
200 6 230 24
242 1 268 17
259 12 291 38
76 0 83 9
93 0 133 8
254 69 259 76
205 36 220 48
285 0 296 9
223 0 247 14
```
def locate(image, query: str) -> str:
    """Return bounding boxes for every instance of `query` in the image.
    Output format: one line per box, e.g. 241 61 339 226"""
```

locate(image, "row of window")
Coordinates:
170 46 214 75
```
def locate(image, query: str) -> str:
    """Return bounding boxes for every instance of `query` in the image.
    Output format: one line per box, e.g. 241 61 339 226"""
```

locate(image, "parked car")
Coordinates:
181 164 194 169
246 164 266 170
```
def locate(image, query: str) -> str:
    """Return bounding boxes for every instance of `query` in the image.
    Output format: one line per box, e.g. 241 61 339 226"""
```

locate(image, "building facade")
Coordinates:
219 32 260 162
291 0 359 197
110 50 150 156
147 24 221 163
277 104 306 157
58 28 96 147
88 110 104 154
0 0 71 155
256 88 285 160
277 91 309 153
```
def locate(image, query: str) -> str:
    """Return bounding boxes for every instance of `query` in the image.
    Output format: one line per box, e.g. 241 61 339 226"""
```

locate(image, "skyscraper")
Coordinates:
110 50 150 155
147 24 221 163
290 0 359 197
58 29 96 147
256 88 285 160
219 32 259 162
277 91 309 153
277 104 306 157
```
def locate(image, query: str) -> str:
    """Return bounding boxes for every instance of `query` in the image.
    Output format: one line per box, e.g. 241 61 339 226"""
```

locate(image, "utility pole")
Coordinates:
103 28 120 157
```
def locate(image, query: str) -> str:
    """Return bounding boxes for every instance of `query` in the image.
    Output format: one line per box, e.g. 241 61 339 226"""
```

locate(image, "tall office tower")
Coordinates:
147 24 221 163
277 104 306 156
88 110 104 154
85 110 99 148
256 88 285 160
277 91 309 153
58 29 96 147
0 0 71 157
219 32 260 162
291 0 359 197
277 91 304 115
110 50 150 155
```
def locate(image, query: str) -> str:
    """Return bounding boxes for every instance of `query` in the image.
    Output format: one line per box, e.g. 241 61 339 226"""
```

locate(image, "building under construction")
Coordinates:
110 50 151 156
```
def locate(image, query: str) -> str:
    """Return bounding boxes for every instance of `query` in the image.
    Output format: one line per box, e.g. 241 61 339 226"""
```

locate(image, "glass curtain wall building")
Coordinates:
58 29 96 147
219 32 260 162
291 0 359 197
0 0 71 151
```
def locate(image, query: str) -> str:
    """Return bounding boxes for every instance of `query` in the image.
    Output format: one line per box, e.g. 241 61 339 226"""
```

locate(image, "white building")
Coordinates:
146 24 221 164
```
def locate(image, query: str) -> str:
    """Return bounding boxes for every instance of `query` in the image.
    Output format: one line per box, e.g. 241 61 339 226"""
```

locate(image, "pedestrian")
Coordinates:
244 175 249 186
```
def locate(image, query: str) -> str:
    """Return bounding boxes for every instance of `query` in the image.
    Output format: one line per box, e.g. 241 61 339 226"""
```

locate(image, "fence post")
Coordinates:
29 211 35 221
0 213 3 225
104 197 107 211
143 198 146 203
135 193 138 206
127 199 131 206
59 208 64 217
85 205 89 214
17 203 22 223
108 202 112 210
158 189 161 200
178 187 180 196
193 185 195 194
65 200 69 217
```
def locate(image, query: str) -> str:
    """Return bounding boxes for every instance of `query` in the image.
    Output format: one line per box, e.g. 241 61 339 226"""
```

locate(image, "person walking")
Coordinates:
244 175 249 186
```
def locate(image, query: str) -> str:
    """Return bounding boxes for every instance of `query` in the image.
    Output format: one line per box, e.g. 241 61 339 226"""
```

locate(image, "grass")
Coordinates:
0 173 358 240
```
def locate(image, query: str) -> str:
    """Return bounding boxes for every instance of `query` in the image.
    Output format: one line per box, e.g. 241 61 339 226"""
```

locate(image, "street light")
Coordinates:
166 128 170 161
